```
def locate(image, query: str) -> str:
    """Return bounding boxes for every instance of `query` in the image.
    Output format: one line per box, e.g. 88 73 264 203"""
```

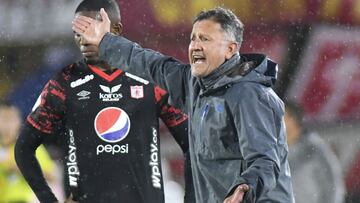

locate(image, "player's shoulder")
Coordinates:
123 72 150 86
53 60 88 81
63 60 88 75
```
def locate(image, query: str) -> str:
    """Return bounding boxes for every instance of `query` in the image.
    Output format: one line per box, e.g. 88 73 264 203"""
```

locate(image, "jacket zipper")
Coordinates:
197 103 209 142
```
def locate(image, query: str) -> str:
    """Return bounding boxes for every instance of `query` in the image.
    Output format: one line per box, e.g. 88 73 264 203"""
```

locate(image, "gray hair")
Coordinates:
193 7 244 48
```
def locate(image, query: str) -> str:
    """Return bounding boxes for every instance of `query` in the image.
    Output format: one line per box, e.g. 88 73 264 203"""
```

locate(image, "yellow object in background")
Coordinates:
0 144 55 203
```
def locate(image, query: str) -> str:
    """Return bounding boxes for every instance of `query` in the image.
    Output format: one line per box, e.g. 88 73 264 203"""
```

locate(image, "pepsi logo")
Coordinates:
94 107 131 143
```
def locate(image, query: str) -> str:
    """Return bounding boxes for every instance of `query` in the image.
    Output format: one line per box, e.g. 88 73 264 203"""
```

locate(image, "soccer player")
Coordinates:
15 1 189 203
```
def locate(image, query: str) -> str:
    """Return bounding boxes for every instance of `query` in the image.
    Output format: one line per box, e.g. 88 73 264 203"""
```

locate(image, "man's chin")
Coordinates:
191 65 203 77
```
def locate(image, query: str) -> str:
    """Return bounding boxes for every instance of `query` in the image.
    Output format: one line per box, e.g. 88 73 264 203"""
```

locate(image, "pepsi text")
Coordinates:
96 143 129 155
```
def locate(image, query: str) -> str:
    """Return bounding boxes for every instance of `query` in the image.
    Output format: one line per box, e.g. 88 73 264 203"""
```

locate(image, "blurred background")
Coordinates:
1 0 360 202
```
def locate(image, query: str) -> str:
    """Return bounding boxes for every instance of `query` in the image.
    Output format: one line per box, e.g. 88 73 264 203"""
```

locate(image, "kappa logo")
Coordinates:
70 74 94 88
77 90 91 100
99 84 123 101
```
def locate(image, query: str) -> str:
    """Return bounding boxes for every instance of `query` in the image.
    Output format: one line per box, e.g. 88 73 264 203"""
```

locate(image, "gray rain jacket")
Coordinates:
99 33 294 203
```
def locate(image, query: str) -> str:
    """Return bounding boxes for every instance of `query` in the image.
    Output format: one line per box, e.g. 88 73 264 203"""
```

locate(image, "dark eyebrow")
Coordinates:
198 33 211 38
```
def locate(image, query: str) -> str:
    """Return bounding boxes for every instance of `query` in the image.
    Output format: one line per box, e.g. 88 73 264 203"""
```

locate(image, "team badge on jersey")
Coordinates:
94 107 130 143
130 85 144 99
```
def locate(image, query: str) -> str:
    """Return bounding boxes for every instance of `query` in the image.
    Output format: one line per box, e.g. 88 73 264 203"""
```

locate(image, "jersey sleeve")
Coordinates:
154 86 187 127
15 123 58 202
154 86 189 152
27 74 67 134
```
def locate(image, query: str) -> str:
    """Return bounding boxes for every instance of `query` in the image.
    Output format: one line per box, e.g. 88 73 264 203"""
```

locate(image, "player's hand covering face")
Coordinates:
72 8 111 46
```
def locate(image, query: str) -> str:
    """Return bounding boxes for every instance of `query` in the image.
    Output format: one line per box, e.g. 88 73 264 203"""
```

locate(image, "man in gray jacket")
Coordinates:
73 7 294 203
285 101 344 203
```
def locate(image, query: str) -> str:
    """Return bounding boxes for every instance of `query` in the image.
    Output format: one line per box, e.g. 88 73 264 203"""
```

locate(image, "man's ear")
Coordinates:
111 22 123 35
225 42 239 59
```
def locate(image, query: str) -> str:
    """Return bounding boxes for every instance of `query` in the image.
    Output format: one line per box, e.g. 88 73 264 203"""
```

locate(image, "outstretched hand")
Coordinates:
223 184 250 203
72 8 111 46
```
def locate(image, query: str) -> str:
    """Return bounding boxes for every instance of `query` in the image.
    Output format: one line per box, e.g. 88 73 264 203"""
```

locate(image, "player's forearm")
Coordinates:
15 124 58 203
99 33 152 78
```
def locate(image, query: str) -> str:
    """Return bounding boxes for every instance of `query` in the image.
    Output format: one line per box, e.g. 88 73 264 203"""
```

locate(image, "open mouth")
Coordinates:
192 55 206 64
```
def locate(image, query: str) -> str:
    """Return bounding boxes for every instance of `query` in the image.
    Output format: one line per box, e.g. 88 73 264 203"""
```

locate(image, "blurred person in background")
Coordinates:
345 150 360 203
0 102 56 203
285 100 345 203
8 45 79 119
161 157 185 203
73 7 294 203
15 0 190 203
8 46 79 178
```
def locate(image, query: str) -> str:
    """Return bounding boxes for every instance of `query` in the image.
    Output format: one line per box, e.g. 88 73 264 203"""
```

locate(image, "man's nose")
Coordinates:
190 40 202 51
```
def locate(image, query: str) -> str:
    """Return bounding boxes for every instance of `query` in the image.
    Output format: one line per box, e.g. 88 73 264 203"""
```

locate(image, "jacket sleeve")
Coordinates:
15 123 58 203
229 87 281 202
99 33 191 110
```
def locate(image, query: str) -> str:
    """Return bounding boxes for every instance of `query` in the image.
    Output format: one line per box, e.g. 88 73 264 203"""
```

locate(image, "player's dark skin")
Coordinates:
74 10 122 72
64 10 122 203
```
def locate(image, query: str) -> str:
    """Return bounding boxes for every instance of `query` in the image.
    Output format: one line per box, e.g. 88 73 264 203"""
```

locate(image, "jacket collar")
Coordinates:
199 53 241 91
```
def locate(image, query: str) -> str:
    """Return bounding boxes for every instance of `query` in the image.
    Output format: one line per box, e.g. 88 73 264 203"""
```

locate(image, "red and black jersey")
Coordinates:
27 60 187 203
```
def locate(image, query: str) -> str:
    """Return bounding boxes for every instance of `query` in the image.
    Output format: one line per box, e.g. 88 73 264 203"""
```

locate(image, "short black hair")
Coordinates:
75 0 120 22
193 7 244 48
285 100 304 126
